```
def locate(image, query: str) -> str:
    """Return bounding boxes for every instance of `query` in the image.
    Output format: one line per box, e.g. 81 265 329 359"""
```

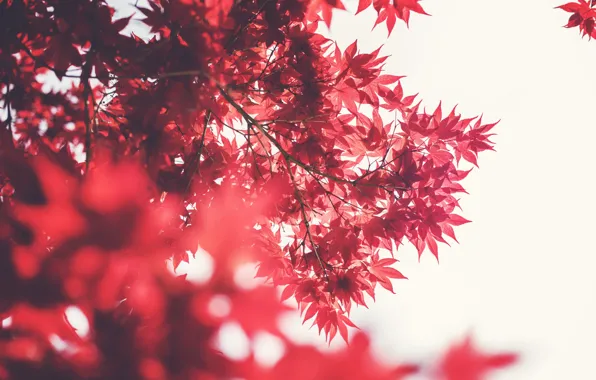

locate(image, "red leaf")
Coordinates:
557 2 582 12
439 336 518 380
367 256 407 293
356 0 373 14
426 236 439 260
449 214 472 226
203 0 234 26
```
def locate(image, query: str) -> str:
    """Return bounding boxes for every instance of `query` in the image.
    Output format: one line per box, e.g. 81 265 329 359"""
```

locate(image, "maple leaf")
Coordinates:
228 286 292 337
365 255 407 293
10 158 86 278
42 34 82 77
438 336 518 380
308 0 347 28
394 0 429 26
202 0 235 27
193 182 280 284
369 0 430 34
557 0 596 37
263 332 418 380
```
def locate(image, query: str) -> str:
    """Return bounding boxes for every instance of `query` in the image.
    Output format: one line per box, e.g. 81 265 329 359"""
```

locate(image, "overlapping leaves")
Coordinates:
557 0 596 37
0 0 498 347
0 154 516 379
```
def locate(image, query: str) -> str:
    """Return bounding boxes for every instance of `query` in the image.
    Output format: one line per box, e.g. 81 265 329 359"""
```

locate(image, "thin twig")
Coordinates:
183 111 211 195
82 61 93 173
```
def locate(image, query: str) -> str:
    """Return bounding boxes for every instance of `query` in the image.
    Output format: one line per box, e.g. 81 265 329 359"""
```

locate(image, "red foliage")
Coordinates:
437 337 518 380
557 0 596 38
0 0 515 379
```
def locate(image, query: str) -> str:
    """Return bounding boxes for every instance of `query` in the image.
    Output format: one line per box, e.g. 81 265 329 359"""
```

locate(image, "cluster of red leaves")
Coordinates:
557 0 596 37
0 0 509 374
312 0 429 33
0 153 516 379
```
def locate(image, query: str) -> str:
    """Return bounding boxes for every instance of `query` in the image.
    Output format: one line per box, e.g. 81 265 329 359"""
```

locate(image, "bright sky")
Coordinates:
105 1 596 378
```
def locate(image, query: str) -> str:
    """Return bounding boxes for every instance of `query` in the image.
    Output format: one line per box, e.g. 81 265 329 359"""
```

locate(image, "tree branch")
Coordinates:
214 81 410 191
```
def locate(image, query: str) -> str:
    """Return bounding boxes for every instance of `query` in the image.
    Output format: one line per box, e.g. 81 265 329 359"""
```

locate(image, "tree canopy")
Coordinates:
0 0 519 379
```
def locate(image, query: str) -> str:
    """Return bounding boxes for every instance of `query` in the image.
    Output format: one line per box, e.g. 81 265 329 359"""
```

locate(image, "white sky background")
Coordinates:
111 1 596 379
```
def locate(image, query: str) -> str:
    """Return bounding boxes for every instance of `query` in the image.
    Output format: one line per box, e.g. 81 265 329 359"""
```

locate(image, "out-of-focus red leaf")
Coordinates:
438 336 518 380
